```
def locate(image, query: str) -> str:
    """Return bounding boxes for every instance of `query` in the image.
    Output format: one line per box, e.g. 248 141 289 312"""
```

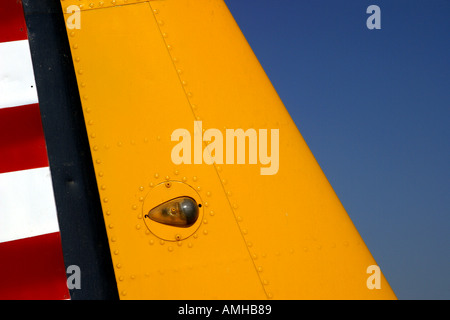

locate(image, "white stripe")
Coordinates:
0 40 39 109
0 167 60 243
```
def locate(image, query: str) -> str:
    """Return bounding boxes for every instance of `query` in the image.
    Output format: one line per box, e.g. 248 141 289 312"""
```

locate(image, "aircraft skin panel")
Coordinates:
61 0 396 299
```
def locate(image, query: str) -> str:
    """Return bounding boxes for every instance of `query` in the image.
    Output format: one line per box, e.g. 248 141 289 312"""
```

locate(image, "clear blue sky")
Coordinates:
225 0 450 300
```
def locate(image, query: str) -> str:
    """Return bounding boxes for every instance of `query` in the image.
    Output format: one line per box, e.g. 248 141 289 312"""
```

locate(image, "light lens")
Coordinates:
145 196 199 228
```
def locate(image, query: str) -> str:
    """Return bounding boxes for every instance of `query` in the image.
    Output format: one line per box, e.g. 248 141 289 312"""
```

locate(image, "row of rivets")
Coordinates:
69 26 127 291
64 0 148 12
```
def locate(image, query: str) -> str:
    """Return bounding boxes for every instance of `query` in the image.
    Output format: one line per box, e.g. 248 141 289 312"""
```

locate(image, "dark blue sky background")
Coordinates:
224 0 449 299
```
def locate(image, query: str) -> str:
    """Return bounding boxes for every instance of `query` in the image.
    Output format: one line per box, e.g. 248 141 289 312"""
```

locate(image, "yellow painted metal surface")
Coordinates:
61 0 396 299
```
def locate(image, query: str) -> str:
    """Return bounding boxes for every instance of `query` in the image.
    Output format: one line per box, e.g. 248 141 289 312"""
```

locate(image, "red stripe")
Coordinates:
0 0 28 43
0 232 69 300
0 104 49 174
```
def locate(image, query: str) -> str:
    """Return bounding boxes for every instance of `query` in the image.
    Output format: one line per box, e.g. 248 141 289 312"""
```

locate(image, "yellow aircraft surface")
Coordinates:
0 0 396 300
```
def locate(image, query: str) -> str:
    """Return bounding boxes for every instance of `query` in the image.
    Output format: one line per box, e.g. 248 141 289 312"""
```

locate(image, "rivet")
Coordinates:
257 266 263 272
153 9 159 14
106 210 111 216
188 243 193 248
111 0 116 5
267 293 273 299
193 233 198 239
139 196 144 202
108 224 113 229
103 198 108 203
113 250 119 255
192 176 197 182
72 44 78 49
139 186 144 191
252 253 258 260
242 229 248 235
154 173 159 179
75 57 80 62
174 169 179 175
157 135 161 141
209 210 215 216
237 216 243 222
149 182 154 188
162 32 168 38
168 246 173 252
233 203 239 209
167 44 172 50
192 104 198 110
98 171 103 177
70 31 75 37
197 186 201 191
99 1 104 6
96 159 101 164
203 229 208 235
149 239 154 245
137 213 143 219
132 205 137 210
159 240 165 245
130 275 135 280
93 145 99 151
206 191 211 197
204 201 209 207
121 291 127 296
217 166 222 172
116 263 121 269
177 69 182 74
78 69 83 75
187 92 193 97
182 176 187 182
157 20 164 26
175 234 181 241
203 219 208 224
87 119 93 125
263 280 269 285
165 175 170 180
89 3 94 8
119 276 124 281
221 179 227 185
136 224 141 230
177 241 182 247
80 82 86 88
247 241 253 247
181 80 187 86
90 133 96 138
165 181 172 188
